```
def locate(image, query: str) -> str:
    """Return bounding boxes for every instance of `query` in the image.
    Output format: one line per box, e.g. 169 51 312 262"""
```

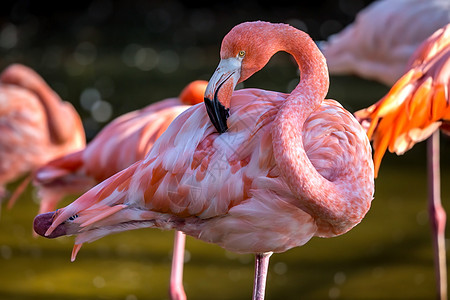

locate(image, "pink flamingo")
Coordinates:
32 79 207 300
33 21 374 300
355 24 450 299
320 0 450 86
0 64 85 208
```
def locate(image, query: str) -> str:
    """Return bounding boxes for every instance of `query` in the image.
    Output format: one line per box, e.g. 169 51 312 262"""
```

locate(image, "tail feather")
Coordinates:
45 162 141 237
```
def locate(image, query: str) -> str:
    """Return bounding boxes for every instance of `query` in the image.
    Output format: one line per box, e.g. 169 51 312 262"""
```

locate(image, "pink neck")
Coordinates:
271 26 360 235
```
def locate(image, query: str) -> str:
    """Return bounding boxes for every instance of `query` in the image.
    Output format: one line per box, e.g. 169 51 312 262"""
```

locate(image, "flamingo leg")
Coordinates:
169 230 187 300
427 131 447 300
7 174 31 210
0 186 4 218
252 252 273 300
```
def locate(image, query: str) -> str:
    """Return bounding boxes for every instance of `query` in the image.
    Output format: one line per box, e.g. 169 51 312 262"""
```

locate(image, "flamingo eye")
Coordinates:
238 50 245 58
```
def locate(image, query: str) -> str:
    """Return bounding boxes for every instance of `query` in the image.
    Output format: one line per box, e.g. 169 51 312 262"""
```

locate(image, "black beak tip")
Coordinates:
204 97 229 134
33 211 66 238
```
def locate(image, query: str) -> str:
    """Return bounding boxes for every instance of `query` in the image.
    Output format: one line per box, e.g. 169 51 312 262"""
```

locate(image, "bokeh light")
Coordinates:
0 23 17 49
91 100 113 123
80 87 102 110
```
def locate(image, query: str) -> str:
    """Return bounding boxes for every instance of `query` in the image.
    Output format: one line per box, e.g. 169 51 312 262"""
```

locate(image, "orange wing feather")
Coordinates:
355 24 450 177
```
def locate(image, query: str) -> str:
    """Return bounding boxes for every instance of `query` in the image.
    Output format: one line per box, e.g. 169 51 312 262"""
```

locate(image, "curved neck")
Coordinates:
281 29 329 106
1 65 75 145
271 28 359 235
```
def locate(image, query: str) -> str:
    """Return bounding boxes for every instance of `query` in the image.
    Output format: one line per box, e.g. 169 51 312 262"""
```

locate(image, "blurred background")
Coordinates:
0 0 449 299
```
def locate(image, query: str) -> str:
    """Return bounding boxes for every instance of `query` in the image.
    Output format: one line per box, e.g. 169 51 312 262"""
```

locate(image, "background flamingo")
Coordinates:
319 0 450 86
0 63 85 210
32 79 207 300
33 21 374 300
355 24 450 299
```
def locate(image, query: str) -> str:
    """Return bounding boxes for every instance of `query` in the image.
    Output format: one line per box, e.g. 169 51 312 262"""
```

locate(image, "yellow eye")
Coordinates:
238 50 245 58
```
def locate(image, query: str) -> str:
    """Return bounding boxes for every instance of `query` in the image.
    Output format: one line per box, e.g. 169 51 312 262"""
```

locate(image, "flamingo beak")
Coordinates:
204 58 241 133
33 211 67 238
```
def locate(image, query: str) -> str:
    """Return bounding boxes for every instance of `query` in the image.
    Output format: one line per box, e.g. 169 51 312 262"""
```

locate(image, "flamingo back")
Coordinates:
320 0 450 86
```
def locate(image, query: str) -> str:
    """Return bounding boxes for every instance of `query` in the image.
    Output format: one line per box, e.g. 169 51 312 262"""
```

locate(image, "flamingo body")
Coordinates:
320 0 450 86
34 22 374 299
0 64 85 200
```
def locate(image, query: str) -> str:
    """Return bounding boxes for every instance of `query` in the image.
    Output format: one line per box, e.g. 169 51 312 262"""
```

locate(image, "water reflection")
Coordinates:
228 269 242 281
328 286 341 299
92 275 106 288
184 249 191 263
333 271 346 285
0 245 12 260
273 261 288 275
416 210 428 226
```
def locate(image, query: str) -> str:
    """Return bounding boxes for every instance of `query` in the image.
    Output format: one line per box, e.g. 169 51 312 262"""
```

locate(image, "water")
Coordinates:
1 163 449 299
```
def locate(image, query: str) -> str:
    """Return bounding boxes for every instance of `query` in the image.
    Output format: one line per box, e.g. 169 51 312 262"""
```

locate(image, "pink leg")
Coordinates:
427 131 447 300
7 174 31 209
252 252 272 300
0 186 5 219
169 230 186 300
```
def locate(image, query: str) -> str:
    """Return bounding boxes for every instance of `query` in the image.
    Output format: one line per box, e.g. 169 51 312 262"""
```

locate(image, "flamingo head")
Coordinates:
33 202 149 262
179 80 208 105
204 21 284 133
